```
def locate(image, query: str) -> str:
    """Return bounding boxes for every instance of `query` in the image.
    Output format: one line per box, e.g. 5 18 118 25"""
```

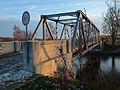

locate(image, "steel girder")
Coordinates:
31 10 100 52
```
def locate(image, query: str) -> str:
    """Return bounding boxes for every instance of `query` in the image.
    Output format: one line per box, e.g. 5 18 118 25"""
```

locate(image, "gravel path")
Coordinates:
0 53 23 74
0 53 32 87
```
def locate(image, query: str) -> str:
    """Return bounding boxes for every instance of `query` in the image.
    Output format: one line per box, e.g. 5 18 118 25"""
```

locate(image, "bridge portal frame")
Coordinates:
31 10 100 52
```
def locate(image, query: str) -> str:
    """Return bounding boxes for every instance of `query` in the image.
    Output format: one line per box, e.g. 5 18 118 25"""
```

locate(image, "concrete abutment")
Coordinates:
23 40 74 76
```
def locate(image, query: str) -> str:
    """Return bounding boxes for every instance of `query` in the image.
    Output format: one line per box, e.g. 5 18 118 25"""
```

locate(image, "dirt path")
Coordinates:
0 53 32 89
0 53 23 74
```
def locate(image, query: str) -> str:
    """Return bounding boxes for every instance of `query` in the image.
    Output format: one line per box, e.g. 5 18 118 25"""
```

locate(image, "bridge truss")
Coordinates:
31 10 100 52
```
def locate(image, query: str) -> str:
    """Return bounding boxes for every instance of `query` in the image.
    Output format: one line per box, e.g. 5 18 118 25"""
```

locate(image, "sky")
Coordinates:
0 0 109 37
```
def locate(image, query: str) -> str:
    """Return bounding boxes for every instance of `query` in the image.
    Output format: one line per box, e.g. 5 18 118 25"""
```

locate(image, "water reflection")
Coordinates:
73 55 120 78
73 56 100 81
100 56 120 74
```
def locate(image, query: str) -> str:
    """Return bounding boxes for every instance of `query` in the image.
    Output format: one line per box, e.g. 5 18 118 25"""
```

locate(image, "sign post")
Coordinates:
22 11 30 64
22 11 30 41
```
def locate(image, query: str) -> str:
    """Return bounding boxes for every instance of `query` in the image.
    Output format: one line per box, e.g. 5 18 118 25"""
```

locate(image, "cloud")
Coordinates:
0 0 108 36
0 15 19 21
14 0 31 4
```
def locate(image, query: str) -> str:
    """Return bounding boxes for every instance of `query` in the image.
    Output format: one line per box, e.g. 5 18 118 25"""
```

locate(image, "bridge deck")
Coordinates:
73 42 99 56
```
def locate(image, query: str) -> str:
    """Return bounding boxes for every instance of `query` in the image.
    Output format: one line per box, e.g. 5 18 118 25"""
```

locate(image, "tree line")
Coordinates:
102 0 120 46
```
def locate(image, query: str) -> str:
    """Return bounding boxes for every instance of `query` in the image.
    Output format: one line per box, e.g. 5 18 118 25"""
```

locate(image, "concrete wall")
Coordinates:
23 40 73 76
0 41 23 55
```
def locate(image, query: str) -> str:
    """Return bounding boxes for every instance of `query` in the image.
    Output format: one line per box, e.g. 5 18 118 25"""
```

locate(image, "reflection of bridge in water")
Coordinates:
24 10 100 76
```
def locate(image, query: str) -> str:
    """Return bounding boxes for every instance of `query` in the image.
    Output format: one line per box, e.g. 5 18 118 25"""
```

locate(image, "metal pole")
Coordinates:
26 25 29 64
71 13 80 52
56 22 58 39
26 25 28 41
60 25 65 40
43 19 46 40
45 21 54 40
31 18 43 40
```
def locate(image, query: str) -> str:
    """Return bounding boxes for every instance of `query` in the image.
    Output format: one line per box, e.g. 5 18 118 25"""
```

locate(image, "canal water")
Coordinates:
73 54 120 79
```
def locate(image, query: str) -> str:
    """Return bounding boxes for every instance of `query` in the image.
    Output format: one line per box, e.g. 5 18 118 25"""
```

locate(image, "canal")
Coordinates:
73 54 120 89
74 55 120 75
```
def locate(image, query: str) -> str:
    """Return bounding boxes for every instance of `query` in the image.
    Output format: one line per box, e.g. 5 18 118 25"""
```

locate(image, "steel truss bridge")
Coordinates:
31 10 100 54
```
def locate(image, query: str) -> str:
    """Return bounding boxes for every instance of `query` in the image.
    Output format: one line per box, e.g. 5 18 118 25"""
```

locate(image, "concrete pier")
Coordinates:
23 40 73 76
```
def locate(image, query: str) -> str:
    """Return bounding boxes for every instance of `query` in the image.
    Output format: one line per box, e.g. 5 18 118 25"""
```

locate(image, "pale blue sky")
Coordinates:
0 0 108 37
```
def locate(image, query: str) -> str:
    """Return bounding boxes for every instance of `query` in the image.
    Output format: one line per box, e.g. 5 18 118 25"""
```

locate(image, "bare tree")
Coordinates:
13 25 32 41
13 25 21 40
102 0 120 46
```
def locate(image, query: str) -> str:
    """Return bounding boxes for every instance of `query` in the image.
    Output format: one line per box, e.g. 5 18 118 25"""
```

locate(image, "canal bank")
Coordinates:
73 52 120 90
88 51 120 56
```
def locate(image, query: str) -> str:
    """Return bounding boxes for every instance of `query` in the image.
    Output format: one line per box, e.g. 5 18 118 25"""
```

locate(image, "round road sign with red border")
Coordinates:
22 11 30 26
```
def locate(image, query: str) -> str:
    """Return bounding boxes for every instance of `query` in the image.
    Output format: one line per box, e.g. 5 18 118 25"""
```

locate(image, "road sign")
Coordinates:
22 11 30 41
22 11 30 26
